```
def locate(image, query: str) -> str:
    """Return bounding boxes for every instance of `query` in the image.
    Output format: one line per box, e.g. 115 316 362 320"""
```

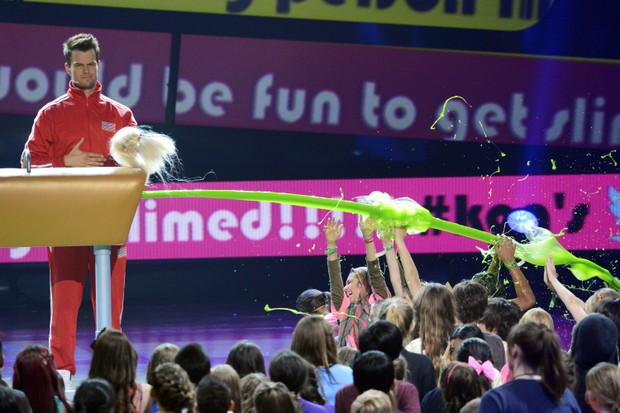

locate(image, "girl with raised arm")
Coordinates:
324 217 390 348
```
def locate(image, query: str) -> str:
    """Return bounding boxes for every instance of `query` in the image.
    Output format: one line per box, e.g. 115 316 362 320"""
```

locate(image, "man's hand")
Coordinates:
64 137 106 167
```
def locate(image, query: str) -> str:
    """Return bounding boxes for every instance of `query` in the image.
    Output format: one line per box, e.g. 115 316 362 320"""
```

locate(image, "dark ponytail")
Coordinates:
296 289 330 314
507 322 567 402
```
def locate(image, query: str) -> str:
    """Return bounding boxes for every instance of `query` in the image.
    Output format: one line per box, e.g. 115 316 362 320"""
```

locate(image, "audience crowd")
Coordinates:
1 220 620 413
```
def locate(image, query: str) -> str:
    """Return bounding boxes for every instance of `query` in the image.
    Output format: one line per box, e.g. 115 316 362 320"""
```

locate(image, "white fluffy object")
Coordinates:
110 126 177 178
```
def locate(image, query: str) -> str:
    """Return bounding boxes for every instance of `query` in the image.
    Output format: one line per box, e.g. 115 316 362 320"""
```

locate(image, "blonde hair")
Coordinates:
520 307 554 331
393 355 409 381
147 343 179 385
210 364 241 413
586 362 620 413
110 126 178 180
585 288 620 314
351 389 394 413
337 346 358 367
372 297 414 345
459 398 481 413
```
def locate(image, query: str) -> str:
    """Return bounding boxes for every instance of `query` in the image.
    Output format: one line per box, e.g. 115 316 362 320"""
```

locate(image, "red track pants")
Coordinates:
48 245 126 375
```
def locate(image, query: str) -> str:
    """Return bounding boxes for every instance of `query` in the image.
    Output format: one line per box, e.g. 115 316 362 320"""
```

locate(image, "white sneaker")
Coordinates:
57 369 72 391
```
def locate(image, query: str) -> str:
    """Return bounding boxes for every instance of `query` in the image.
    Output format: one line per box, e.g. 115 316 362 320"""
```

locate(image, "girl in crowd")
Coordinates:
455 337 501 387
226 340 266 379
405 283 456 377
89 329 152 413
519 307 554 330
211 364 242 413
269 350 333 412
253 381 300 413
296 289 339 334
291 315 353 406
146 344 180 386
324 217 390 349
421 361 490 413
240 373 268 413
585 362 620 413
12 344 72 413
145 343 180 413
370 297 436 402
149 363 194 413
442 361 491 413
478 322 580 412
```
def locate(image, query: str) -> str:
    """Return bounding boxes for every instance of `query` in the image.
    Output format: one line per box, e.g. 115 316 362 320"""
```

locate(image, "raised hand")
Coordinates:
359 215 376 240
323 217 343 246
495 236 516 265
544 255 557 292
395 227 407 242
377 226 394 245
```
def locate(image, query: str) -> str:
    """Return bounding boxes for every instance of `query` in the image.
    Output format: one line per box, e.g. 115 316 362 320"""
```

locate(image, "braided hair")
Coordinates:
151 363 195 413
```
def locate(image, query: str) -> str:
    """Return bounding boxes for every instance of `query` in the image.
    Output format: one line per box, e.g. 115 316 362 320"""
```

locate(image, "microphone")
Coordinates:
22 147 31 173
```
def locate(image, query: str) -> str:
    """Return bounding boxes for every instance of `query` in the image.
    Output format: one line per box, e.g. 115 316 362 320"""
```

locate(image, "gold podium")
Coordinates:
0 166 146 335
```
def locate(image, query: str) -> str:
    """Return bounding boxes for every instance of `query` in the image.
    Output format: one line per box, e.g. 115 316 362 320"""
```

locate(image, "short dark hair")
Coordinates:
63 33 100 65
452 280 488 324
174 342 211 385
450 324 485 342
253 381 299 413
479 297 521 340
226 340 265 378
268 350 308 394
352 350 394 394
456 338 493 364
196 375 231 413
296 289 331 314
73 378 115 413
358 320 403 361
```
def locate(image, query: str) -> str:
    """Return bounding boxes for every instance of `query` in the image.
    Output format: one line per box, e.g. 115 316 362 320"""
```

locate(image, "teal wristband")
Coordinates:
325 247 338 255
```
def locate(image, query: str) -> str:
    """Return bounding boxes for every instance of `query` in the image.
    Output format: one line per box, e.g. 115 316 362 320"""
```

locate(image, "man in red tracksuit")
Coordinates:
22 33 136 387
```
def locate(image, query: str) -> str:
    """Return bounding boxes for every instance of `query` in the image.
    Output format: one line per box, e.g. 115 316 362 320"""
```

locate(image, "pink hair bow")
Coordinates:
468 356 494 382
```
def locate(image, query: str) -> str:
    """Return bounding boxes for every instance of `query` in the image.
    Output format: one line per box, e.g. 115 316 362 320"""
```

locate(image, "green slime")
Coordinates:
142 189 620 291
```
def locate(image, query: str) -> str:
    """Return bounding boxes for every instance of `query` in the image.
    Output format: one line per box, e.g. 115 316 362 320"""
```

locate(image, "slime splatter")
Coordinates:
602 150 618 167
141 189 620 291
430 95 471 131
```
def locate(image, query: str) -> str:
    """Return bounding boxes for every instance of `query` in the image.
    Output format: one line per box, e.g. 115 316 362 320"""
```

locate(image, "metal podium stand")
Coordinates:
0 167 146 336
